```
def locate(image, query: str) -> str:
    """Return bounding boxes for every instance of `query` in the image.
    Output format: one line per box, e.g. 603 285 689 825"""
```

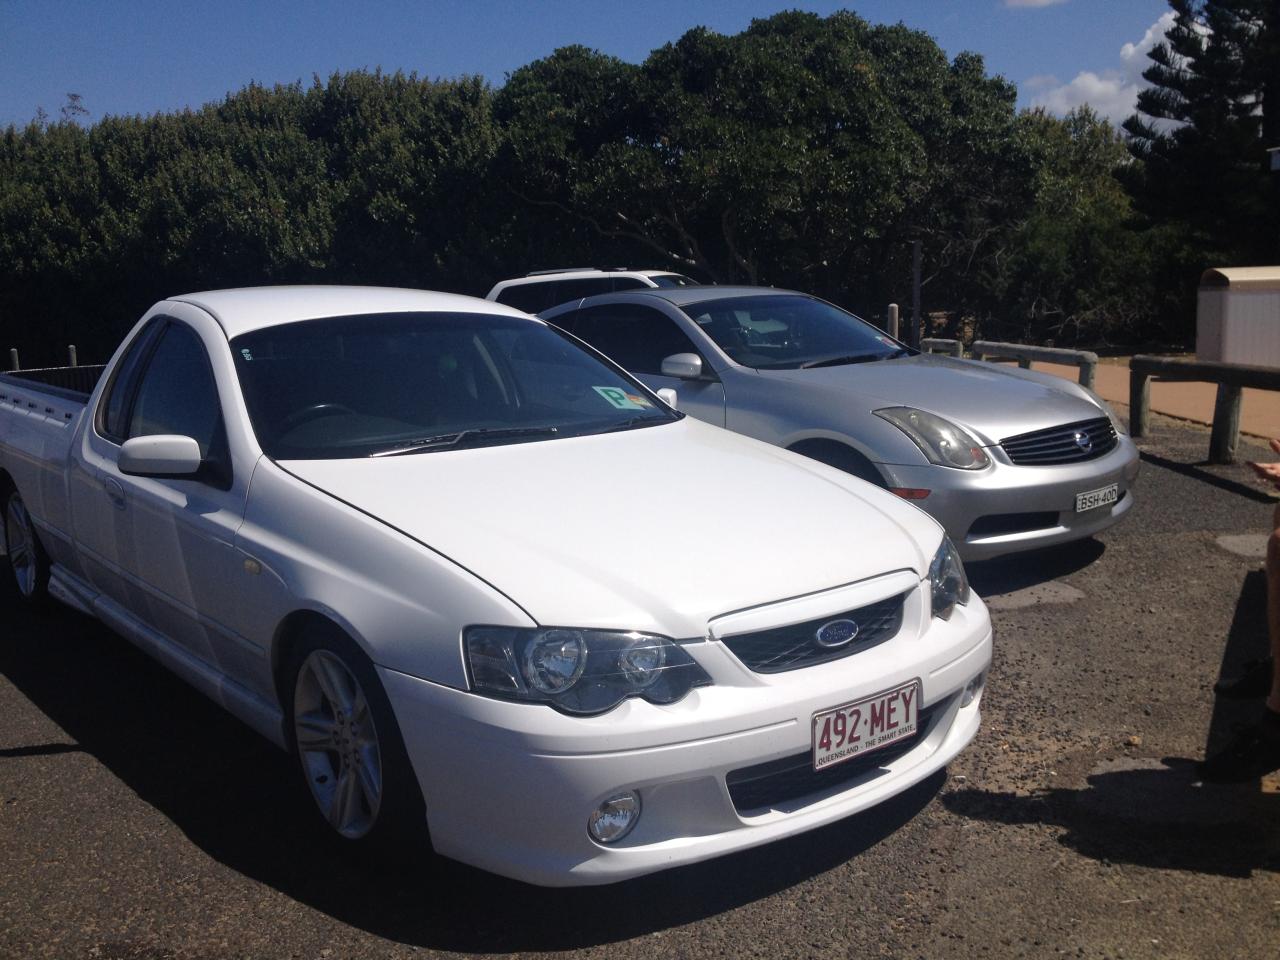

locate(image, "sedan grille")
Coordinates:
726 703 941 813
720 593 906 674
1000 417 1116 466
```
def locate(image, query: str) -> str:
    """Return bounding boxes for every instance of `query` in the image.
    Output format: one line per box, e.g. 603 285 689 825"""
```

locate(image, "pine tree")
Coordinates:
1123 0 1280 265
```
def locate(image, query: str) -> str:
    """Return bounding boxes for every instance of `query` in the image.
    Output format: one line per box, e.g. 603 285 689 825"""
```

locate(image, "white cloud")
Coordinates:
1024 74 1061 91
1029 11 1176 123
1005 0 1069 7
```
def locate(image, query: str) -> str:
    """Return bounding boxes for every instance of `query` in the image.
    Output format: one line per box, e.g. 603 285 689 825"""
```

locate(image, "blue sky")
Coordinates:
0 0 1172 129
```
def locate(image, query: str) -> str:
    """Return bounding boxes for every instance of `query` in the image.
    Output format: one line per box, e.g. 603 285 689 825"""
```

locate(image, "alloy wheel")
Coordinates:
5 495 37 599
293 649 384 839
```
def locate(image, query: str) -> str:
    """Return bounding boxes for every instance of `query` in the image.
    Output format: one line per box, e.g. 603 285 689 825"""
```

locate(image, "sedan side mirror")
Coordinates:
661 353 703 380
656 387 678 410
119 435 203 478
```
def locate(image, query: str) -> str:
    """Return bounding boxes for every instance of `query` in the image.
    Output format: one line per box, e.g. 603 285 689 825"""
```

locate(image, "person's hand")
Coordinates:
1246 438 1280 489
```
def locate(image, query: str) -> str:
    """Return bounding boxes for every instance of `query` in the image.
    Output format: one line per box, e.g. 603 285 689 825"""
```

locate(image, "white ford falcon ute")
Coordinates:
0 286 992 885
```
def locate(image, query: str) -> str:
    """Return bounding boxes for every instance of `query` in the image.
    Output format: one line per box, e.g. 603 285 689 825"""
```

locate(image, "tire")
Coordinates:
285 624 429 857
3 489 50 605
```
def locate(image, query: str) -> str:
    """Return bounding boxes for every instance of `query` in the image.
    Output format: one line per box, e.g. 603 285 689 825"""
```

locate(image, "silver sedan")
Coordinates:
541 287 1140 561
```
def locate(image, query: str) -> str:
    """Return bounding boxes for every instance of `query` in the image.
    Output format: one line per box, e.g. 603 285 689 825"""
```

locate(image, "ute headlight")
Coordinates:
875 407 990 470
929 537 970 620
465 626 711 715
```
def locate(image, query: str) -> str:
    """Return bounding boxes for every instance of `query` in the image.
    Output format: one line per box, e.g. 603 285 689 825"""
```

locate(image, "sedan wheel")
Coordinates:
293 649 384 839
4 491 49 603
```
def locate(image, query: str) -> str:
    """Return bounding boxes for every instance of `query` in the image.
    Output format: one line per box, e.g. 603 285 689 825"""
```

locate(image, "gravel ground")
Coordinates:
2 411 1278 960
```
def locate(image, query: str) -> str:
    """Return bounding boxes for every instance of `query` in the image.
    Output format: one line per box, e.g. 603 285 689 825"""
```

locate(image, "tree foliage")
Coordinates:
1 10 1235 361
1122 0 1280 338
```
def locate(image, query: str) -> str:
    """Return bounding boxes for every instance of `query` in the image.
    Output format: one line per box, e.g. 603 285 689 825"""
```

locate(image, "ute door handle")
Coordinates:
103 477 126 509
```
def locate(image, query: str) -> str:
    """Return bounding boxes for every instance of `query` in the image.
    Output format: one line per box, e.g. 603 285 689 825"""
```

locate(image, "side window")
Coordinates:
611 277 648 292
100 321 164 441
495 284 552 313
555 278 614 302
572 305 702 376
127 323 225 461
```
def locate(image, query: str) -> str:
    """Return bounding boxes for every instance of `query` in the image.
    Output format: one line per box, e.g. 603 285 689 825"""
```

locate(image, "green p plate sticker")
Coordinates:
593 386 651 411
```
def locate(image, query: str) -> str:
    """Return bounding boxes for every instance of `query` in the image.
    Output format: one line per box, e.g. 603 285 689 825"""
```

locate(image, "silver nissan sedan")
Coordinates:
542 287 1140 561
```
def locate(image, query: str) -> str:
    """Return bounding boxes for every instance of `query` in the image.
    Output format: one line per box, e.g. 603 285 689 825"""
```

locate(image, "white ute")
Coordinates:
0 286 992 886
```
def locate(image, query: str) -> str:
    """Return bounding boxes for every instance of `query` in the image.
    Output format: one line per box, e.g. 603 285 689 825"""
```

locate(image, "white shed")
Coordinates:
1197 266 1280 368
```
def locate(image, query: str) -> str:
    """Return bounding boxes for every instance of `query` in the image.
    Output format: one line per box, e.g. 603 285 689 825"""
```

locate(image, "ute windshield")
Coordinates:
681 294 913 370
232 312 678 460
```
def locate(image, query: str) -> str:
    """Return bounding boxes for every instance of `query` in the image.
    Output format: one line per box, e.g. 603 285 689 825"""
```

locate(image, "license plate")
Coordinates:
1075 482 1119 513
811 680 920 772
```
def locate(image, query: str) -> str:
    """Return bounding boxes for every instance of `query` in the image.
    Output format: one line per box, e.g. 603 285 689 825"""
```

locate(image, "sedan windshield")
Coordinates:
232 312 678 459
681 294 912 370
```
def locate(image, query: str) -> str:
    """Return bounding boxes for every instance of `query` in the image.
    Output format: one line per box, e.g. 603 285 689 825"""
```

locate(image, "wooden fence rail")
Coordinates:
1129 355 1280 464
920 338 963 358
970 341 1099 390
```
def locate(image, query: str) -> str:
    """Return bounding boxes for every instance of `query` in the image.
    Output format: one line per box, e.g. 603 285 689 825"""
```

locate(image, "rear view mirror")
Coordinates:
661 353 703 379
119 435 202 477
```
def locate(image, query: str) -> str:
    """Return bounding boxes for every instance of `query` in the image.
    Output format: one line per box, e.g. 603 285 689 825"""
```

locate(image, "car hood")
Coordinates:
280 419 940 638
758 354 1107 444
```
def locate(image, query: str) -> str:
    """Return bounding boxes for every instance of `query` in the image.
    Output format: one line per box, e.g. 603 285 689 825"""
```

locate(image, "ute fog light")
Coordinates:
588 791 641 844
961 672 986 709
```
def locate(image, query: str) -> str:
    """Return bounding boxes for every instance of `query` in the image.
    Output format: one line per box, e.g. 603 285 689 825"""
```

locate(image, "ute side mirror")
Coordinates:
119 435 203 478
661 353 704 380
656 387 678 410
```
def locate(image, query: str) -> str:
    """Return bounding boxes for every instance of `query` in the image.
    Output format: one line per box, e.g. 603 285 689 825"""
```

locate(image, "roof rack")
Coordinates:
524 266 630 277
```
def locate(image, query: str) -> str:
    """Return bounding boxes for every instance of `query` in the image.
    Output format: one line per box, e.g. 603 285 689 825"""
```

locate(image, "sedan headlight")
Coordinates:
929 537 970 620
1080 385 1127 436
874 407 990 470
465 626 712 715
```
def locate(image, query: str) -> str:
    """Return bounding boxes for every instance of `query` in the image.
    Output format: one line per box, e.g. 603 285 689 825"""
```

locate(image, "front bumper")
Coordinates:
380 582 992 886
879 435 1141 561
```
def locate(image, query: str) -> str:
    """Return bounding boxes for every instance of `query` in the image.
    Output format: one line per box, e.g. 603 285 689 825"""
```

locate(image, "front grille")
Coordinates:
726 704 940 813
720 592 907 674
1000 416 1117 466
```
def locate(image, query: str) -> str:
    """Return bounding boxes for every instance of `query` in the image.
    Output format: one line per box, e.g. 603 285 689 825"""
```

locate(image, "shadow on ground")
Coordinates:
1139 450 1275 505
943 757 1279 879
0 600 941 952
946 569 1280 880
1205 570 1271 756
966 538 1104 596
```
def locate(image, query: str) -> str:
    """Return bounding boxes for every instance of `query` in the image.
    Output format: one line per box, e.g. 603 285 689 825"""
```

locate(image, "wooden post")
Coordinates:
887 303 899 340
7 348 17 371
1079 361 1095 390
1209 383 1243 464
1129 369 1150 438
911 240 922 348
68 344 78 367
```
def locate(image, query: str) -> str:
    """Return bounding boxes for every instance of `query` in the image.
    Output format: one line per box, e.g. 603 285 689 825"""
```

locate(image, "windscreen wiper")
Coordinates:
369 426 559 457
590 414 675 435
799 353 887 369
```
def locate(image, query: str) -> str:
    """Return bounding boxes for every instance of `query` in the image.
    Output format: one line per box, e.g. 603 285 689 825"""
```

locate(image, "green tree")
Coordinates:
495 11 1033 321
1123 0 1280 278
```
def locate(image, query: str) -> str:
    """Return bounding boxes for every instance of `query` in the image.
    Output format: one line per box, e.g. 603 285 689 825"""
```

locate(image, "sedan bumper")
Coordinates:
379 590 991 886
879 435 1141 561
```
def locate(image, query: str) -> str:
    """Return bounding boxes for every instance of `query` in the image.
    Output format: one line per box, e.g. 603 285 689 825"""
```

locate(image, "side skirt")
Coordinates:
48 564 288 749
